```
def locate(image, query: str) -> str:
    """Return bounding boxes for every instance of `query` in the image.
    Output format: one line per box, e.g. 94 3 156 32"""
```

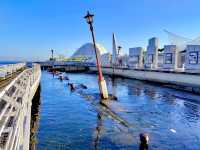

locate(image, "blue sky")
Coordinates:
0 0 200 61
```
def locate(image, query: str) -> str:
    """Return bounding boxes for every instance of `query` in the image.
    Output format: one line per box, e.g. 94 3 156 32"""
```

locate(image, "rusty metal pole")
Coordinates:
89 24 103 81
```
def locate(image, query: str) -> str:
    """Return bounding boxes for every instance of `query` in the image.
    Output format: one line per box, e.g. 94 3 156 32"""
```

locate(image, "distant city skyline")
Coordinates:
0 0 200 61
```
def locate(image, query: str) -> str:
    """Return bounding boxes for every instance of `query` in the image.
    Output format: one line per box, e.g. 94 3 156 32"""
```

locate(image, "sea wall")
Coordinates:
89 67 200 94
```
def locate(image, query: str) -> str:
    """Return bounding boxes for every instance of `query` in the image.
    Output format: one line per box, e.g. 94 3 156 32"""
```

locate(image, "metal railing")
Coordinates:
0 63 26 79
0 64 41 150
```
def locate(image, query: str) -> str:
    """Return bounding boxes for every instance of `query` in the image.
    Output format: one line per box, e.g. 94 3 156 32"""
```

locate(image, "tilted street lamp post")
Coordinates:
50 49 55 68
84 11 109 99
117 46 122 67
51 49 54 60
117 46 122 56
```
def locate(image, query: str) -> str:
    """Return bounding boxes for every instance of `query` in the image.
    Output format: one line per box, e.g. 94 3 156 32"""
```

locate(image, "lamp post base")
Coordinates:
99 79 109 99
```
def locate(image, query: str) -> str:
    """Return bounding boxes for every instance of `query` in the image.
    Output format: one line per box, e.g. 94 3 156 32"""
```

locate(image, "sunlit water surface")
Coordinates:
36 71 200 150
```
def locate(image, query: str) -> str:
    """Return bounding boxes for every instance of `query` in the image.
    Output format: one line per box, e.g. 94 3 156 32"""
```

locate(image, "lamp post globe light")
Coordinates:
84 11 109 99
118 46 122 56
84 11 94 25
117 46 122 67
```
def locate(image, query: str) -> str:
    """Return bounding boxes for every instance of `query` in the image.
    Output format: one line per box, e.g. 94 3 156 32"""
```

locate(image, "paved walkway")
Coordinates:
0 69 25 92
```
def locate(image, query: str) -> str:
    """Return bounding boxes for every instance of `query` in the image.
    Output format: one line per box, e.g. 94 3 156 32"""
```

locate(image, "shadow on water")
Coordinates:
74 87 132 128
69 78 139 149
93 113 102 150
30 84 41 150
92 111 136 150
38 72 200 149
110 77 118 100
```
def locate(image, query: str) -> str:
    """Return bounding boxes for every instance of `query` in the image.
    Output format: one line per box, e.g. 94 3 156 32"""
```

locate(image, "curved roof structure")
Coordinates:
164 30 200 51
72 43 107 57
70 43 107 63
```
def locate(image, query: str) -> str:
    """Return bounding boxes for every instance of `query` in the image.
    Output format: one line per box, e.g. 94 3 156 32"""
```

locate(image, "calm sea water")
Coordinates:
36 71 200 150
0 61 20 65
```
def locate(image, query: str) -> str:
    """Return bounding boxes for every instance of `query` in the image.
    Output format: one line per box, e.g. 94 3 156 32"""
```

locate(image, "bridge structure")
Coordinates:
0 63 41 150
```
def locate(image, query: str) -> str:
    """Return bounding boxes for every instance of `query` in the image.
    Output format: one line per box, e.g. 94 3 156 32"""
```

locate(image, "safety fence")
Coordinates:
0 64 41 150
0 63 26 79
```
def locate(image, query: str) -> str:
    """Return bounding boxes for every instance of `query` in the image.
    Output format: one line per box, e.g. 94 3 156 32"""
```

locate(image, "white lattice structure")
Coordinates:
0 64 41 150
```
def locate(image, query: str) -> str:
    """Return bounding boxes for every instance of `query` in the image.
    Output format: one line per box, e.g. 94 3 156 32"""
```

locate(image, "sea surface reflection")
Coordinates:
36 71 200 150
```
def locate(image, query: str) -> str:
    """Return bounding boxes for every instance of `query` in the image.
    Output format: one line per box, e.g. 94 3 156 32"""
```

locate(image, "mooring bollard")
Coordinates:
111 95 118 100
68 83 76 91
139 133 149 150
64 76 69 80
59 75 63 81
80 84 87 89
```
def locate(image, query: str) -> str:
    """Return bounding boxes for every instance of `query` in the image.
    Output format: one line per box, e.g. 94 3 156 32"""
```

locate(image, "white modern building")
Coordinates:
163 45 178 70
164 30 200 72
158 53 164 68
185 45 200 72
101 53 112 67
129 47 144 68
119 54 129 67
71 43 107 64
67 31 200 72
145 37 160 69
